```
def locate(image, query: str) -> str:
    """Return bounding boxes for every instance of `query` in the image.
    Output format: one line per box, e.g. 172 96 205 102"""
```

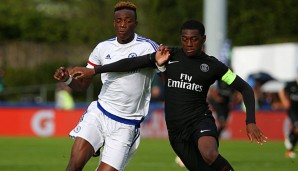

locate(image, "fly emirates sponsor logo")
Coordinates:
168 73 203 92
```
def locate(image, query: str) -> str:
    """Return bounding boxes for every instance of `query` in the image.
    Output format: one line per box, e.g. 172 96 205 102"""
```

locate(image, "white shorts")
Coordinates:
69 101 141 170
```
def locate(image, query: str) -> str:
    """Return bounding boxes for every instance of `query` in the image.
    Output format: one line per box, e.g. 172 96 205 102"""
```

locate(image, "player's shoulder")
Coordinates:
204 53 219 62
198 53 222 66
206 55 228 69
202 53 229 74
135 34 158 49
135 34 157 44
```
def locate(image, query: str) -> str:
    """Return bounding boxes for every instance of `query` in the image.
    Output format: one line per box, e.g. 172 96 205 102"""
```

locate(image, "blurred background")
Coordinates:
0 0 297 138
0 0 297 136
0 0 297 107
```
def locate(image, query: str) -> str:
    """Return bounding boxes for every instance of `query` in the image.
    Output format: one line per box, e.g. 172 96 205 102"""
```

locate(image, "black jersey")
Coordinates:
163 48 228 132
284 81 298 113
94 47 256 128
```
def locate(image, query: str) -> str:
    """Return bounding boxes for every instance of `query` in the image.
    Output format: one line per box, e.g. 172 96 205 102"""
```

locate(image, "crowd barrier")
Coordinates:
0 103 289 140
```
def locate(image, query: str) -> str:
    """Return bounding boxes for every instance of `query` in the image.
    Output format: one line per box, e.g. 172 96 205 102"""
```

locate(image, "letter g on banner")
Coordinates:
31 110 55 137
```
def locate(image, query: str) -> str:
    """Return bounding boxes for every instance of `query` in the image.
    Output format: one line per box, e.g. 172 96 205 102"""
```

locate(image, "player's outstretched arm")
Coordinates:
71 53 166 80
229 75 268 144
54 66 93 91
69 67 95 79
70 44 171 79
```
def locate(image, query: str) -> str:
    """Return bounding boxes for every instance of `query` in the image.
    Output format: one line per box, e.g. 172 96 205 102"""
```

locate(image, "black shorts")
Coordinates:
168 115 218 171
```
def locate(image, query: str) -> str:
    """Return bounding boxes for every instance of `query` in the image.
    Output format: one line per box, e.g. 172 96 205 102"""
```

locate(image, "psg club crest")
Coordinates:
200 63 209 72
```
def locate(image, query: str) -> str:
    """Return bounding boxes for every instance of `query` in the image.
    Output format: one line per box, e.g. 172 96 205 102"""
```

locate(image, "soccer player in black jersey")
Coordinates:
70 20 267 171
279 71 298 158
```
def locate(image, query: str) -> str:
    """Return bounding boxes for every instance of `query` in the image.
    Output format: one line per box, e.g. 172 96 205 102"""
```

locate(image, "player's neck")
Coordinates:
117 34 135 44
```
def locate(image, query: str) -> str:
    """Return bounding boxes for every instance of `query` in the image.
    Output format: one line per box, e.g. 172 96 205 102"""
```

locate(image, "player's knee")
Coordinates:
201 148 219 165
198 136 219 165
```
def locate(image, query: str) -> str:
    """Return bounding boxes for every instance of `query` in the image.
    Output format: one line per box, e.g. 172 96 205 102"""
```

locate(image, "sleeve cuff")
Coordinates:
155 63 166 72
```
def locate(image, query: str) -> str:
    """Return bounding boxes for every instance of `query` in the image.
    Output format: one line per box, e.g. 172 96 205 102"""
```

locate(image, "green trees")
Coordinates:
0 0 202 45
0 0 66 42
228 0 298 45
1 0 297 45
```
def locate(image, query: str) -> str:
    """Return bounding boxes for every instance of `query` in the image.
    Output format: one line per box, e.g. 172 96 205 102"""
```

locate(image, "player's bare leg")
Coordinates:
67 137 95 171
198 136 219 165
198 136 234 171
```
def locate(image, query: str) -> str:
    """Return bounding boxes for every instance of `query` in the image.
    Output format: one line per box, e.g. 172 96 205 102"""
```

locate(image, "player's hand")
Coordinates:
156 44 170 66
54 67 70 82
69 67 95 79
246 123 268 145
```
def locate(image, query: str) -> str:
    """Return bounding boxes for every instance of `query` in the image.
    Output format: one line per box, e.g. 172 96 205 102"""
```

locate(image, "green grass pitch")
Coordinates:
0 137 296 171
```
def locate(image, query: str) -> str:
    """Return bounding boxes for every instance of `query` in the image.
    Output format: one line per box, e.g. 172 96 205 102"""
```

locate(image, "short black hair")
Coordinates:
180 19 205 36
114 1 137 20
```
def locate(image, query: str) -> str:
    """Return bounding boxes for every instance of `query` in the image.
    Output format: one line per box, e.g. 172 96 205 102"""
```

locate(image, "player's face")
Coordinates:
114 9 137 44
181 29 206 57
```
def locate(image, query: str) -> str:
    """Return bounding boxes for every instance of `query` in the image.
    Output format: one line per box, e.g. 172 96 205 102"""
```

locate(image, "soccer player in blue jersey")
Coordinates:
54 2 158 171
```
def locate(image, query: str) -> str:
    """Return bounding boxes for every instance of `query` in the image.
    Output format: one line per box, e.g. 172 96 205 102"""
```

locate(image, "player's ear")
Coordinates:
201 35 206 44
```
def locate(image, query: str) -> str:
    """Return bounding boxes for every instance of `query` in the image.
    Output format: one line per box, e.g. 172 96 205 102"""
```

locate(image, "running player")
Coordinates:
54 2 158 171
70 20 267 171
208 80 235 138
279 70 298 158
